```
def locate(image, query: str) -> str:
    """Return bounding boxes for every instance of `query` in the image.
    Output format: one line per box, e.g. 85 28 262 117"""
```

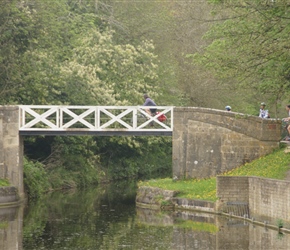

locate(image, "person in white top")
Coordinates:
259 102 269 118
225 105 231 111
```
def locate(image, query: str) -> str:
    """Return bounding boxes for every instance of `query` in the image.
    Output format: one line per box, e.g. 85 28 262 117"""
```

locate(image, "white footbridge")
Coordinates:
19 105 174 136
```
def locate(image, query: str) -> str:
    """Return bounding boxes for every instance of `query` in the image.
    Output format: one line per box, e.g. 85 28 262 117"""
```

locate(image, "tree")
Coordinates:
7 0 171 188
59 28 159 106
192 0 290 115
0 0 36 103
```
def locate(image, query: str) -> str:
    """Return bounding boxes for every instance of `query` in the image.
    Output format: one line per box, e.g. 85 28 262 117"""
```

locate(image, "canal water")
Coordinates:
0 180 290 249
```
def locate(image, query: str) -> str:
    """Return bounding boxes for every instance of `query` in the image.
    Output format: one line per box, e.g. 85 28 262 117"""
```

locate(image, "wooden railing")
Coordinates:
18 105 174 136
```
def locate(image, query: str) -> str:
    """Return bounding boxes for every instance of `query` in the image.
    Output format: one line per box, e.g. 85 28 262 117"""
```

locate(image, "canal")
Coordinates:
0 180 289 249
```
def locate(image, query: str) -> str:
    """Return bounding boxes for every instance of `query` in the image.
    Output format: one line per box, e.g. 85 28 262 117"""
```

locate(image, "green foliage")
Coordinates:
226 148 290 179
59 29 159 105
0 0 161 105
141 147 290 201
277 218 284 228
28 136 101 188
23 157 50 199
3 0 179 193
97 136 172 181
111 0 194 106
0 0 35 103
2 0 172 189
192 0 290 114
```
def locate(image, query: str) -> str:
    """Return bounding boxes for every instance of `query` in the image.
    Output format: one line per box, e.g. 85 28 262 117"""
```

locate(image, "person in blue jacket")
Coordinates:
143 94 157 116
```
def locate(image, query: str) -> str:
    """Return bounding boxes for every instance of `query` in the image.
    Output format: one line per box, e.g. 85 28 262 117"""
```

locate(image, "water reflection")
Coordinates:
0 206 23 250
1 181 290 249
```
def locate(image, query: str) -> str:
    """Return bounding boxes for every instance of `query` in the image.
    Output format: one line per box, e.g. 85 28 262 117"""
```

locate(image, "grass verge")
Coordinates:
138 148 290 202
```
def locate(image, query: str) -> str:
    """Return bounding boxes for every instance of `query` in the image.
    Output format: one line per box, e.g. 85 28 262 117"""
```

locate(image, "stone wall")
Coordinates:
136 186 178 209
249 177 290 225
217 176 290 227
173 107 281 179
216 176 249 205
136 186 216 213
0 107 23 198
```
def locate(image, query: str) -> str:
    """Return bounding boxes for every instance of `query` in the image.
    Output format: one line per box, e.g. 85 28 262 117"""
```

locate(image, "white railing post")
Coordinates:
56 107 60 128
132 108 137 129
97 107 100 129
21 107 25 127
95 107 98 129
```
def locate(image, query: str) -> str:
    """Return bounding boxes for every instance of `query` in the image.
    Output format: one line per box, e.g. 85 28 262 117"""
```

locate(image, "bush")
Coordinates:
24 158 51 199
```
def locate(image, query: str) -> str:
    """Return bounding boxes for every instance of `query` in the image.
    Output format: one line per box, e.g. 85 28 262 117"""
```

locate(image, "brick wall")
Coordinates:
216 176 249 213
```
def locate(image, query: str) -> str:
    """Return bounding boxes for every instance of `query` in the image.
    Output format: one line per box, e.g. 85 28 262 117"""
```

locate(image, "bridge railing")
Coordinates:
18 105 173 135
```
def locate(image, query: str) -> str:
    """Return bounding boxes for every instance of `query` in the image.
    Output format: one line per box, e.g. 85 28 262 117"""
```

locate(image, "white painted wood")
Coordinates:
61 107 95 129
18 105 174 134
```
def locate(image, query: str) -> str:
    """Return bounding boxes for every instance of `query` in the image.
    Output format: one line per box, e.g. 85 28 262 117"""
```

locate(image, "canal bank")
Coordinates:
136 175 290 234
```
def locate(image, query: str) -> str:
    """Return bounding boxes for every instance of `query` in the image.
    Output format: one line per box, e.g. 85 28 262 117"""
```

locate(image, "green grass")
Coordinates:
175 219 218 233
139 148 290 202
0 179 9 186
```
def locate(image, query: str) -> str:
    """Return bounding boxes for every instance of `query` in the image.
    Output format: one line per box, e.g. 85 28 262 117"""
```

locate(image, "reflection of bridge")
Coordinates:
19 105 173 136
0 106 283 200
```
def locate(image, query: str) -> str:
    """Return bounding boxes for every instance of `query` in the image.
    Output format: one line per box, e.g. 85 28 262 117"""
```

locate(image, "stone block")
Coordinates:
0 106 23 198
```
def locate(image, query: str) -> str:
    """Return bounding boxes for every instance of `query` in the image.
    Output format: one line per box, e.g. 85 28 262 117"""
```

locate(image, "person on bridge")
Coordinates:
225 105 231 111
143 94 157 117
282 105 290 140
259 102 270 118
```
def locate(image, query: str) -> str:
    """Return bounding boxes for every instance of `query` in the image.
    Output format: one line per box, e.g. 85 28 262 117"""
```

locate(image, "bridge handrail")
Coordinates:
18 105 174 133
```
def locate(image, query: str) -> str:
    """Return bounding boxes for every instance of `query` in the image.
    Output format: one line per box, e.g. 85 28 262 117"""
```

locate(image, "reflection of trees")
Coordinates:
23 181 173 249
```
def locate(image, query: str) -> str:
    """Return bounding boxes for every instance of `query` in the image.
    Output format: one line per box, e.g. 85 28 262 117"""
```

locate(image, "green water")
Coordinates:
1 180 289 249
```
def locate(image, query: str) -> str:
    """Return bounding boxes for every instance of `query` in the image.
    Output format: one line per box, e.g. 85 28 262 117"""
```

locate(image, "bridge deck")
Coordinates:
19 130 172 136
19 105 173 136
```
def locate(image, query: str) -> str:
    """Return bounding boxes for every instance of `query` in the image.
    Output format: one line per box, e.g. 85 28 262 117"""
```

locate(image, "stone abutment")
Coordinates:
0 106 23 200
172 107 282 179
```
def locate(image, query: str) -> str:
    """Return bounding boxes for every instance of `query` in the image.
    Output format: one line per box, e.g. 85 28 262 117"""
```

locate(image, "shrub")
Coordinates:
23 158 51 199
